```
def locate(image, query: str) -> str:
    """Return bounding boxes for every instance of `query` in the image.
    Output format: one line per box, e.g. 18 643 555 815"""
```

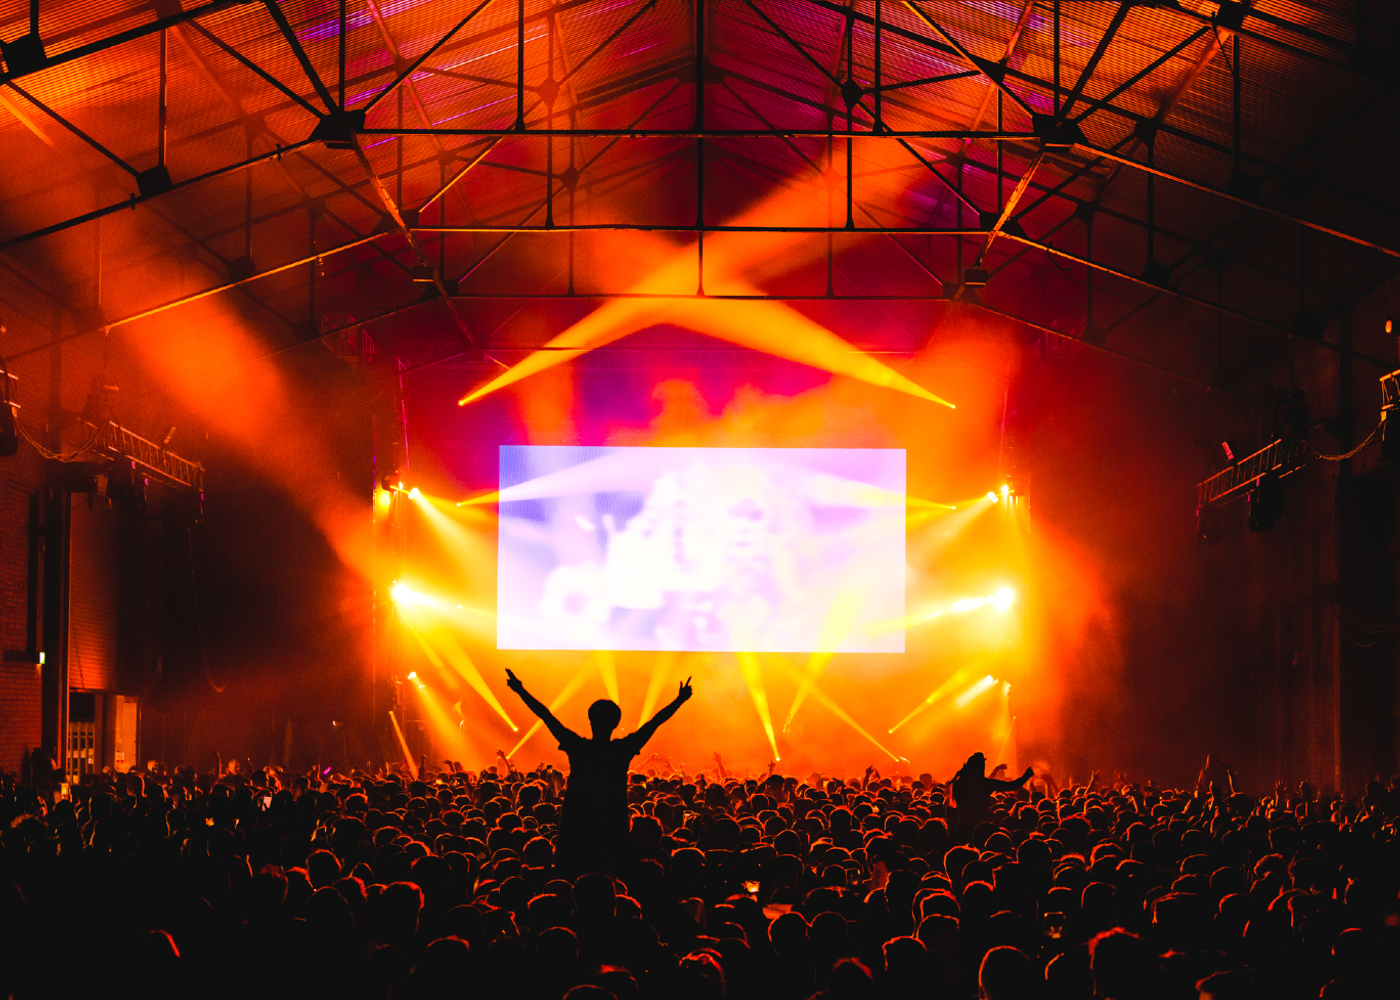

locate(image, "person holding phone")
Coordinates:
506 668 692 873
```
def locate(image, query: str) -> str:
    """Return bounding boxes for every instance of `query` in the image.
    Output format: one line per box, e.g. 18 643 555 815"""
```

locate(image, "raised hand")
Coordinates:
505 668 524 693
677 676 694 702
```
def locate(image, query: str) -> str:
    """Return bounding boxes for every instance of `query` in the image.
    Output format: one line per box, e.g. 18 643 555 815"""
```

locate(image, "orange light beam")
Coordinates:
736 651 780 761
387 710 417 778
413 679 470 760
403 622 463 693
428 628 519 731
637 650 676 727
406 492 497 611
783 588 863 731
507 666 592 759
768 655 900 761
954 674 999 709
459 287 954 408
888 665 982 733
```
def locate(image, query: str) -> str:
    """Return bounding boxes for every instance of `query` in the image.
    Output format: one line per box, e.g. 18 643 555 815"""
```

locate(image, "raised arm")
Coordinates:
505 669 579 745
631 677 694 749
987 766 1035 791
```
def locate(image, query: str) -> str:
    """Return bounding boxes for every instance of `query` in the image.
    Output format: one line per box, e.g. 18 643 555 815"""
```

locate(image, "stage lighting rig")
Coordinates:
379 467 404 492
99 459 147 515
1196 437 1306 533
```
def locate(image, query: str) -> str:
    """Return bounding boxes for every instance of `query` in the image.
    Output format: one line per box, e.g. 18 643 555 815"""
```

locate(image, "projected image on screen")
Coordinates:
497 447 905 652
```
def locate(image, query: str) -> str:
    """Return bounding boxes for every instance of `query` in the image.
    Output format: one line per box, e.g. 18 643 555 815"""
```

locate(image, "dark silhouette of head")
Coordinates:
588 699 622 739
959 752 986 779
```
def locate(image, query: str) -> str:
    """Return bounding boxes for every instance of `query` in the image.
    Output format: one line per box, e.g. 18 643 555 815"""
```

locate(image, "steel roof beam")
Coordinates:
262 0 339 113
0 0 253 86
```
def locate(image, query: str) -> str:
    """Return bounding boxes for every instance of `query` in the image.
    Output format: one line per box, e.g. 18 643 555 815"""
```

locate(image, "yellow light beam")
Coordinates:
405 493 498 619
458 278 953 408
397 601 517 730
888 665 982 733
387 710 417 779
638 650 677 727
767 654 900 761
954 674 998 709
593 648 620 704
428 627 519 731
403 623 462 692
507 666 592 759
866 586 1016 638
412 679 470 760
736 651 780 761
783 588 863 731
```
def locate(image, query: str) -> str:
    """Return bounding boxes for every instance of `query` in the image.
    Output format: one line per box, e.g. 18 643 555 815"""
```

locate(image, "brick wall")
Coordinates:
1 443 45 776
0 662 42 776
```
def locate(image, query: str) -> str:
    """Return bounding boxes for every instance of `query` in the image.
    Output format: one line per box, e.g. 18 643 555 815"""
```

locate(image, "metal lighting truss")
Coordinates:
0 0 1395 383
86 420 205 492
1196 437 1308 508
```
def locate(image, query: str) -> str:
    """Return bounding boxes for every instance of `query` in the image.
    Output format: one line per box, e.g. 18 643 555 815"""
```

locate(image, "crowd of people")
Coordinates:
2 718 1397 998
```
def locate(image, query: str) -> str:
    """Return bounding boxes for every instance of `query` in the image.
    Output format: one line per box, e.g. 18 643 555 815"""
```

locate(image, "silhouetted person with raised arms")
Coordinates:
950 752 1032 831
506 668 692 873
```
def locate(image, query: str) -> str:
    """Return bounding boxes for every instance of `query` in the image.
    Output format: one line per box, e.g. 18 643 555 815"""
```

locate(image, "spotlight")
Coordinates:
1001 484 1010 499
1220 441 1237 463
1386 317 1394 335
390 582 411 603
103 460 147 515
407 671 418 681
991 587 1015 611
987 491 999 503
408 487 422 499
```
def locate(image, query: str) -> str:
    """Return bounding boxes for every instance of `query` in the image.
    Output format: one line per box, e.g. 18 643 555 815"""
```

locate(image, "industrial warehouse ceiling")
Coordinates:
0 0 1397 392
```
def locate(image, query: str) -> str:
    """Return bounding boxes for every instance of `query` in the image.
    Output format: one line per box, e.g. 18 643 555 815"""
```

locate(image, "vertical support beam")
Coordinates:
1053 0 1060 114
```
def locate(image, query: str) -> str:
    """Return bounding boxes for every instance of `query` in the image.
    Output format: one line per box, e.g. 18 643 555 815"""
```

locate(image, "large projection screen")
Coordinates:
497 446 905 652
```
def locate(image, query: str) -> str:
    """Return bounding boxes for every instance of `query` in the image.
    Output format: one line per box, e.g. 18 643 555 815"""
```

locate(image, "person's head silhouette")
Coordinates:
588 700 623 740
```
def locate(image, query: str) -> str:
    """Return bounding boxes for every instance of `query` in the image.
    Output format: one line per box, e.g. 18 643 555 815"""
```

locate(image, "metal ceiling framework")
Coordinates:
0 0 1396 386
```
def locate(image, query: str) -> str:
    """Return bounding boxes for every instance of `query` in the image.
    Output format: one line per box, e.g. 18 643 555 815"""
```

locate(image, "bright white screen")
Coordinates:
496 446 905 652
